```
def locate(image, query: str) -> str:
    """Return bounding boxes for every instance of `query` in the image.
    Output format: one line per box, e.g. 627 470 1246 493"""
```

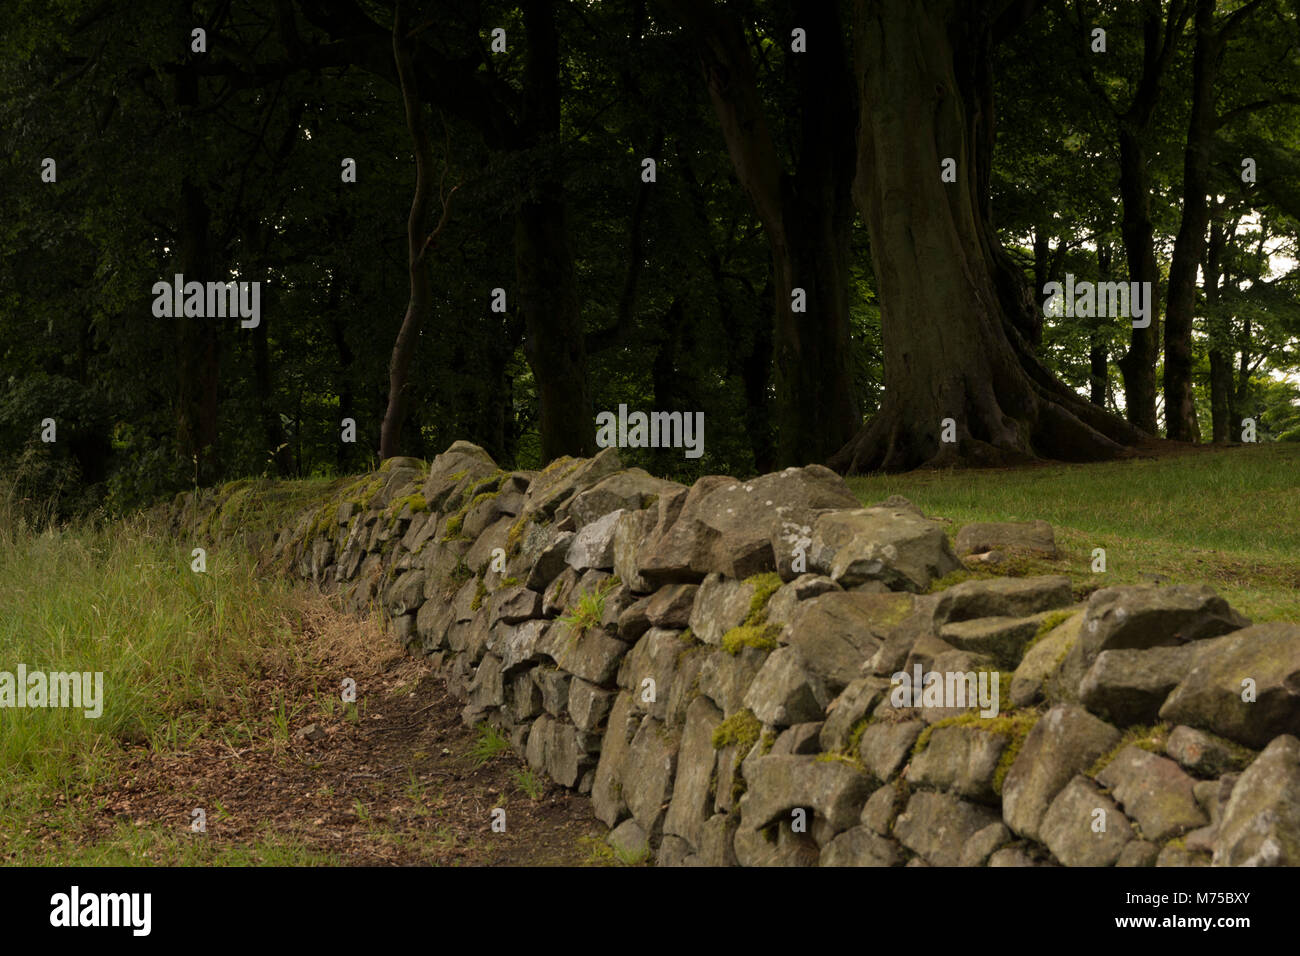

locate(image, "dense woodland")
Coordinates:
2 0 1299 517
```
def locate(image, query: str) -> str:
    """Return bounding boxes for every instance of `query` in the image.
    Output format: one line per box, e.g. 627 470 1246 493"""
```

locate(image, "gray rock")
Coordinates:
1194 774 1239 826
546 622 629 686
784 590 916 692
490 587 544 628
464 515 512 574
988 848 1038 867
955 520 1057 558
540 720 595 788
613 509 656 594
508 671 543 722
1158 621 1300 748
1166 725 1254 777
1078 584 1249 665
860 779 907 835
743 646 827 727
619 627 684 721
523 528 576 591
959 822 1011 866
569 468 682 528
655 834 692 867
1116 840 1160 867
623 717 679 837
1008 612 1081 710
1040 775 1132 866
383 569 425 616
1156 845 1210 866
591 691 640 827
1213 735 1300 866
523 448 624 521
465 653 504 715
542 566 581 617
740 755 873 831
808 507 962 592
733 821 820 867
391 613 417 649
893 791 1000 866
532 665 571 716
663 696 723 850
637 466 860 585
1096 746 1207 843
698 813 740 867
487 619 550 675
1001 704 1119 842
606 818 650 861
569 678 617 731
645 583 698 629
698 645 770 717
1080 644 1198 726
939 611 1062 670
859 719 924 782
933 575 1073 626
820 826 904 867
909 724 1009 805
565 508 624 571
765 574 842 627
819 677 891 753
771 722 824 756
688 573 759 646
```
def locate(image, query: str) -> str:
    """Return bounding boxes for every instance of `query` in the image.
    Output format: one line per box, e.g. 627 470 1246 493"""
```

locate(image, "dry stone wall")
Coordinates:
173 441 1300 867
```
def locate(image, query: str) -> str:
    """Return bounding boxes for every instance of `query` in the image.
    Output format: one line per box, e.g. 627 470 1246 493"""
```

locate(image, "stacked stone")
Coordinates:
238 440 1300 867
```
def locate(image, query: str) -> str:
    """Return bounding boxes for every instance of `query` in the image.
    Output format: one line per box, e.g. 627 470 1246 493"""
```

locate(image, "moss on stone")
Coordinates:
470 574 488 612
744 572 784 618
720 572 785 656
720 621 781 655
1087 723 1172 778
711 708 762 753
440 513 465 542
505 514 530 557
910 707 1040 795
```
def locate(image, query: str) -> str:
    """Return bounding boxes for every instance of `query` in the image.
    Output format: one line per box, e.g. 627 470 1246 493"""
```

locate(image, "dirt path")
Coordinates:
39 595 613 866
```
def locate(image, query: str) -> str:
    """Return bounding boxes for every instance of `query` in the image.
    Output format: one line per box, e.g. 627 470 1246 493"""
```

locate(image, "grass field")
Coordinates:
848 442 1300 622
0 494 605 866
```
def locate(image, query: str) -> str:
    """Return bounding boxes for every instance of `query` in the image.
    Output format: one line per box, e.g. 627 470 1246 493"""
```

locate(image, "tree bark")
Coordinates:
656 0 861 467
517 0 593 461
379 2 445 461
1204 206 1232 442
830 0 1143 473
1109 1 1190 435
1163 0 1221 443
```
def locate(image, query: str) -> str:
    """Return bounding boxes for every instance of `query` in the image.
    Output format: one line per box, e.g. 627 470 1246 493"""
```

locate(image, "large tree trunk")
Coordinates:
830 0 1143 473
517 0 593 461
1163 0 1220 443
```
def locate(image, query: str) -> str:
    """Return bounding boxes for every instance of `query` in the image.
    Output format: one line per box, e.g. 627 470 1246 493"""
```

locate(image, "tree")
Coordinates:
655 0 862 467
380 1 458 460
830 0 1145 473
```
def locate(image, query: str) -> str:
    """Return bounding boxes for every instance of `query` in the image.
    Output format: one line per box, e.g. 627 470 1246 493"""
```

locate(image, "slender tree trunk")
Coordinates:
1164 0 1220 442
380 2 441 461
831 0 1143 473
1115 128 1162 435
516 0 593 460
1205 209 1232 443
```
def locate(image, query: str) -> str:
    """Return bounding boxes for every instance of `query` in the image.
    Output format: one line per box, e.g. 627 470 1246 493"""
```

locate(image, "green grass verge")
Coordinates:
847 444 1300 622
